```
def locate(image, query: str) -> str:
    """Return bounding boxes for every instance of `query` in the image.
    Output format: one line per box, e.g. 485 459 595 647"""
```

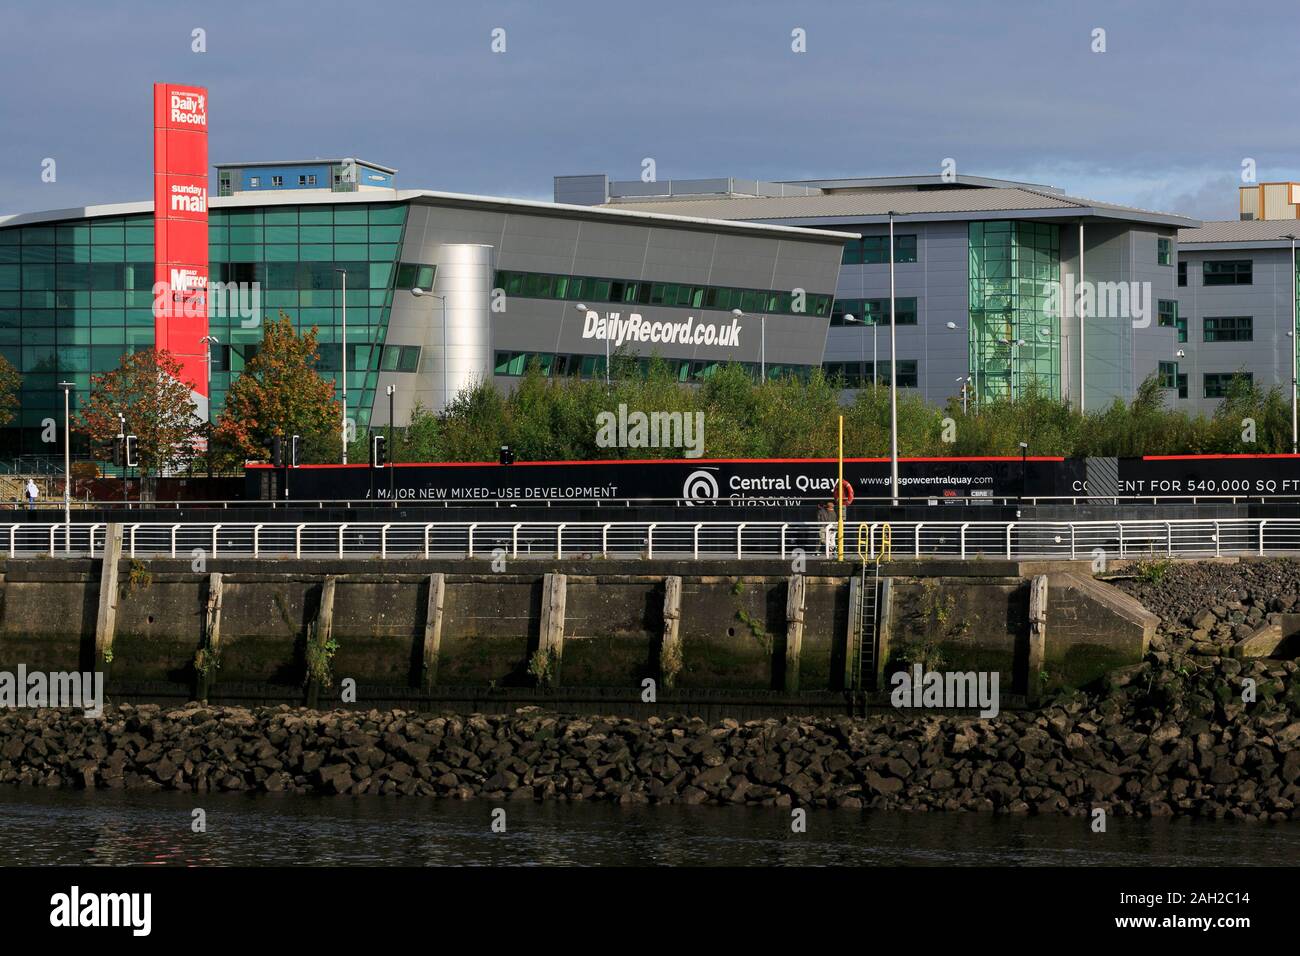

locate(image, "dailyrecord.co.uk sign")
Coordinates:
581 310 742 348
152 83 209 411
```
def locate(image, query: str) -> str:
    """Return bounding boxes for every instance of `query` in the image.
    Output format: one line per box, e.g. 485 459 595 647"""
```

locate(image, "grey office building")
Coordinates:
0 162 850 452
8 158 1297 458
1173 219 1300 415
564 172 1200 412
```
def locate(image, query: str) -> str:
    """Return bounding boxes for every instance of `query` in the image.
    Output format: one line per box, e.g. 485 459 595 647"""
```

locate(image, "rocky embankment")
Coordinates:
0 560 1297 818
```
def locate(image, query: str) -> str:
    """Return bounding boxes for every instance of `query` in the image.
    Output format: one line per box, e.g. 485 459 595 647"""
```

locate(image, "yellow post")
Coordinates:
837 415 844 561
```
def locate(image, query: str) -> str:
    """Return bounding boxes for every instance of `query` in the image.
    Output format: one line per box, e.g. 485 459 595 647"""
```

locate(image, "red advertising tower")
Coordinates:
152 83 210 416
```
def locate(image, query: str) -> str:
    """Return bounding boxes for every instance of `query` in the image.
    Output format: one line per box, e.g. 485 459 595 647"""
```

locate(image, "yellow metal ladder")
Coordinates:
850 523 890 693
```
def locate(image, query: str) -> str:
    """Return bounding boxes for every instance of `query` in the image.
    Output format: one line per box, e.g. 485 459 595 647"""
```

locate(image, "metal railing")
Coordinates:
8 492 1300 511
2 518 1296 560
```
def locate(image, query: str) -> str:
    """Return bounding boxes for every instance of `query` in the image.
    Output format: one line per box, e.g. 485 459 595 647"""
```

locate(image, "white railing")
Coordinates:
0 518 1296 561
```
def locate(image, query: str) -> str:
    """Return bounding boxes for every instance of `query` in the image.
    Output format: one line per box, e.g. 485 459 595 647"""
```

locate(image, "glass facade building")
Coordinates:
0 201 413 455
968 220 1061 403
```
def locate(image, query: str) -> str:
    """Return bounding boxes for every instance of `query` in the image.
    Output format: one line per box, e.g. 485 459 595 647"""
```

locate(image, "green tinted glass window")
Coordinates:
397 346 420 372
368 205 406 224
1203 260 1252 286
1203 316 1252 342
333 206 368 225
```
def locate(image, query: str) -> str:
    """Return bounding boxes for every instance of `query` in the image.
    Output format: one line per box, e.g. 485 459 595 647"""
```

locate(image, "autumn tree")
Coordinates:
77 349 200 475
0 353 21 428
213 312 342 464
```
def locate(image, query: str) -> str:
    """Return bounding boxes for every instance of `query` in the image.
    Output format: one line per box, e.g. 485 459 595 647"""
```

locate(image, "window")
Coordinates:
248 176 261 188
395 262 436 291
490 269 827 318
271 176 283 187
1177 373 1188 399
830 297 918 326
1157 237 1172 266
1157 299 1177 328
1176 312 1187 343
1203 260 1252 285
822 361 863 388
211 344 231 373
1204 372 1250 398
1158 361 1178 389
1203 316 1253 342
1177 261 1187 287
868 359 919 388
397 345 420 372
860 234 918 264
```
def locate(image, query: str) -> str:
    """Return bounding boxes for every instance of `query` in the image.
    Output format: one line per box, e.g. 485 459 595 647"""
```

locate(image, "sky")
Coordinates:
2 0 1298 221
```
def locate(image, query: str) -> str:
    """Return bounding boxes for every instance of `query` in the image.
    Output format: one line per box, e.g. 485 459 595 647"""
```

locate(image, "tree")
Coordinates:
212 312 342 464
77 349 200 475
0 353 21 428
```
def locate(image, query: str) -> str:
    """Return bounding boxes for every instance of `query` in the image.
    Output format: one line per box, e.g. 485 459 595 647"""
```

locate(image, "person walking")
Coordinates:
24 478 39 510
817 500 836 555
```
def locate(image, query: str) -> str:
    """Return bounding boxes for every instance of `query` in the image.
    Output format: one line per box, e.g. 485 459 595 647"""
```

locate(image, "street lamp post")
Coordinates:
334 268 348 463
200 334 219 478
1286 234 1297 453
58 381 72 550
732 309 766 381
386 383 396 501
888 211 900 503
998 337 1027 400
1018 441 1029 502
413 286 450 408
575 303 610 387
117 413 126 506
945 321 967 410
842 313 868 386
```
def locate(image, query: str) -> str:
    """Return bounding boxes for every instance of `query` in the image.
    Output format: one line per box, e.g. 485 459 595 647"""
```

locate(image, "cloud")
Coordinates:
0 0 1296 219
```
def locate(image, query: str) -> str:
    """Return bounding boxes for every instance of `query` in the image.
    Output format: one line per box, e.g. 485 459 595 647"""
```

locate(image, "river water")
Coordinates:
0 788 1296 866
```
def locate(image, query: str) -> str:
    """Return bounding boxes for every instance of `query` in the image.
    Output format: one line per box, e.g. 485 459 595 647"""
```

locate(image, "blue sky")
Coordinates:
2 0 1297 220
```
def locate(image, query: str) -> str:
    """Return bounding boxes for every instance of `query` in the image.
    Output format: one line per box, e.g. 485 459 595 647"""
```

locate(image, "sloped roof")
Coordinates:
1178 219 1300 246
0 188 859 243
604 186 1197 228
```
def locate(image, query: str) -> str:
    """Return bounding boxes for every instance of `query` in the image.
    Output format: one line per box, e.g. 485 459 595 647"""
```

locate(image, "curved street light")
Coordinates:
574 302 609 386
412 286 450 410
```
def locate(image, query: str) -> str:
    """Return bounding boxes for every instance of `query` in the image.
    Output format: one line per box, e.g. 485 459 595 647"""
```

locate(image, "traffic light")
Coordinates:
371 434 387 469
269 437 284 467
290 434 301 468
499 444 515 466
124 435 138 468
112 437 124 467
